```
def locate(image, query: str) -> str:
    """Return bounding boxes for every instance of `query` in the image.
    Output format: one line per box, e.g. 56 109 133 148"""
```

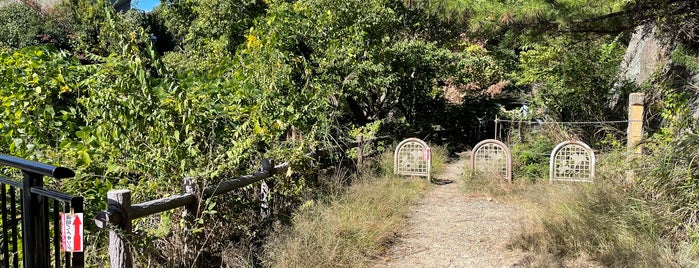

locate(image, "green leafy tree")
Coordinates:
148 0 266 74
516 36 629 122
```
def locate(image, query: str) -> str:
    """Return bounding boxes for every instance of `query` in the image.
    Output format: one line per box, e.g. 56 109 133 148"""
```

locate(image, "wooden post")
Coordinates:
182 177 198 218
356 136 364 175
108 190 133 268
260 159 274 220
628 93 644 156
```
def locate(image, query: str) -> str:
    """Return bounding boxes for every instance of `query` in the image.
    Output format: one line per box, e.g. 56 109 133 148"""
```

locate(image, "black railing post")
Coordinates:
22 171 50 268
70 197 85 268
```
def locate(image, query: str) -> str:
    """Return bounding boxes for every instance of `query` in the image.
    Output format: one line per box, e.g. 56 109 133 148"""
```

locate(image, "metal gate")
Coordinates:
549 141 596 183
394 138 431 181
0 154 84 268
471 139 512 182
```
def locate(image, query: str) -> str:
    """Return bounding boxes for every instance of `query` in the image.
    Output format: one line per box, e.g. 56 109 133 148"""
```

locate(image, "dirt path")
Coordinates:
375 154 528 267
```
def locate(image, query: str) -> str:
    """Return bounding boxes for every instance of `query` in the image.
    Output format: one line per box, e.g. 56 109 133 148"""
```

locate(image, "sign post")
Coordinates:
61 212 84 252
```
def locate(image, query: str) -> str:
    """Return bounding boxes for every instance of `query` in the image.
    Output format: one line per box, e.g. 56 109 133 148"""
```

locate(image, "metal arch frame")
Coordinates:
470 139 513 183
549 140 596 183
393 138 431 181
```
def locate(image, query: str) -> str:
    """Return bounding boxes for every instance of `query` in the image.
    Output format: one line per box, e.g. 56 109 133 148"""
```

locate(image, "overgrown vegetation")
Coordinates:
514 182 684 267
465 126 699 266
3 0 699 266
263 146 446 268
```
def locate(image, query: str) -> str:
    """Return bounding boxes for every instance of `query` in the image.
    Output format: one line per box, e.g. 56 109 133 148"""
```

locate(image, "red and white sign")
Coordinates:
61 213 84 252
422 147 431 161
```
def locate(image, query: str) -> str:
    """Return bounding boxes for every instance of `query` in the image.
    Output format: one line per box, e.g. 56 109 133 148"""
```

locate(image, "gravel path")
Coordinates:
375 155 529 268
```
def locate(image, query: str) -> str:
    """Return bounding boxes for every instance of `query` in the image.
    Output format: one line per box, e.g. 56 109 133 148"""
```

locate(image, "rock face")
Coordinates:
619 23 699 122
617 24 672 86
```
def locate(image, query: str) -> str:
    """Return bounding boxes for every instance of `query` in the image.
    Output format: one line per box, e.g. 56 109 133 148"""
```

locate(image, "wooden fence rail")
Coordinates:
94 158 293 267
95 136 389 267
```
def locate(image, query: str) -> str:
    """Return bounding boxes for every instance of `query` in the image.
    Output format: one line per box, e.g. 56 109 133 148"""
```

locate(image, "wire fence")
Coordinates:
495 119 630 125
485 117 632 149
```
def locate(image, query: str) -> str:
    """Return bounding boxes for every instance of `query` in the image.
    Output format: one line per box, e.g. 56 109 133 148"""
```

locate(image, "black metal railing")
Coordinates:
0 154 83 268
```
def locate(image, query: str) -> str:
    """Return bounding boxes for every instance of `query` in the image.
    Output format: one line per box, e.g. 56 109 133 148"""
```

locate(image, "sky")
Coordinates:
132 0 160 12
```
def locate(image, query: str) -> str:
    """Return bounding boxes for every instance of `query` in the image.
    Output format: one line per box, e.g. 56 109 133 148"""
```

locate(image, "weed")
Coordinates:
262 145 448 267
513 181 683 267
509 125 561 182
262 174 430 268
429 143 449 175
463 146 697 267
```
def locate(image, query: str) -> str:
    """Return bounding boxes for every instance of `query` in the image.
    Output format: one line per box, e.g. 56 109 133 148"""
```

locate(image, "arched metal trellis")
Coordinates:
549 141 596 183
471 139 512 182
394 138 431 180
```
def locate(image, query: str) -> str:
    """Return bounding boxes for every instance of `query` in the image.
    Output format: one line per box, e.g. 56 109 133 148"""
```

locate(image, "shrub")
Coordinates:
0 3 43 49
510 125 561 182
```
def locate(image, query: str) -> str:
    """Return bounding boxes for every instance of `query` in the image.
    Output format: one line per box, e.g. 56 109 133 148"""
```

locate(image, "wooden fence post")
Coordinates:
260 159 274 221
356 136 364 175
108 190 133 268
628 93 645 156
182 177 198 218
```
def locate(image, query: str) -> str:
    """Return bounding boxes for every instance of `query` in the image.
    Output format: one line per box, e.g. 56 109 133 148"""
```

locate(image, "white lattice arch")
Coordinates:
549 141 596 183
471 139 512 182
394 138 431 180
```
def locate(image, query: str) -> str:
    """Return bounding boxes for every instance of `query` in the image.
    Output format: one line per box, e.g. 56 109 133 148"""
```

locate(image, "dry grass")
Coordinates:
513 182 680 267
263 146 447 268
263 176 429 268
428 143 449 176
462 152 698 267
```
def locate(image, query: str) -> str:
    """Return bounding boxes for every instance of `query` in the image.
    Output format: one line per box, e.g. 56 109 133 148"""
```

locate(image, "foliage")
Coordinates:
0 2 43 49
0 0 476 265
421 0 633 41
149 0 266 74
516 36 628 122
631 0 699 46
510 133 555 182
251 0 426 125
671 45 699 72
0 1 77 50
0 47 83 158
0 4 328 263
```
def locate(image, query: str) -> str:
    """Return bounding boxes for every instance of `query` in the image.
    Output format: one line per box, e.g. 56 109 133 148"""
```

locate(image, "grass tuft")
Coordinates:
428 143 449 175
462 149 696 267
263 145 448 268
263 176 429 268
